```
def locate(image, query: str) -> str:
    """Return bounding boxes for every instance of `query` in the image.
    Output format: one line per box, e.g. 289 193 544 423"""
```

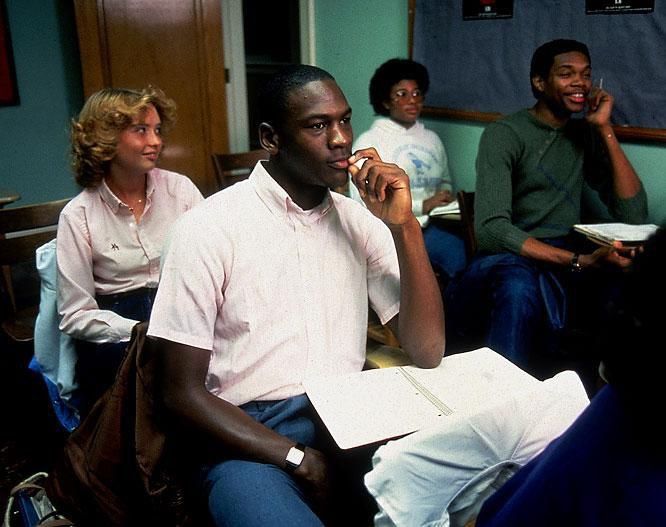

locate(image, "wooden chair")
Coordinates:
457 190 477 261
211 149 270 190
0 198 70 343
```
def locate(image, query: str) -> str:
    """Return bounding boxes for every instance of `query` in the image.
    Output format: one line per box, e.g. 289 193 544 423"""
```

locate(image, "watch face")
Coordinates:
286 445 305 467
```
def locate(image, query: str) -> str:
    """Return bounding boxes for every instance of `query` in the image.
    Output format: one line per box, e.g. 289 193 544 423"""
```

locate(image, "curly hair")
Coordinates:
70 86 177 188
369 58 430 116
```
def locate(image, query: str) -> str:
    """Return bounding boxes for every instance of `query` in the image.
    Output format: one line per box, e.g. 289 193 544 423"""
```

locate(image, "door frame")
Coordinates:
221 0 315 152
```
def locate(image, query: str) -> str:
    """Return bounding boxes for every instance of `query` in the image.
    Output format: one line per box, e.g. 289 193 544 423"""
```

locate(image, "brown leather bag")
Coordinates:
45 323 192 526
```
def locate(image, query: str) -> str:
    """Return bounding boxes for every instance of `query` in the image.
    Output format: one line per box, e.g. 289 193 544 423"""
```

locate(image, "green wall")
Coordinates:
315 0 666 225
0 0 81 207
1 0 663 223
314 0 409 150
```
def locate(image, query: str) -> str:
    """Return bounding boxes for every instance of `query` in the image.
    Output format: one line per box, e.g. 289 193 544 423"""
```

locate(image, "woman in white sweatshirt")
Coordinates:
351 58 466 283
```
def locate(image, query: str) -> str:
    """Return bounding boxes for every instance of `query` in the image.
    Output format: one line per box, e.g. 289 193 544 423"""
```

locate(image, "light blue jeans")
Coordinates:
201 395 324 527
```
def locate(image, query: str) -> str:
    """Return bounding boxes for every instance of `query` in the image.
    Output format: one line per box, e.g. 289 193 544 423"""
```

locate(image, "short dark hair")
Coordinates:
529 39 591 99
369 58 429 116
257 64 335 129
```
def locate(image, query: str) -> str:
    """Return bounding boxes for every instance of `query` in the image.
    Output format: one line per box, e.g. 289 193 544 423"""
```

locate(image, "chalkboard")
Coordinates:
410 0 666 142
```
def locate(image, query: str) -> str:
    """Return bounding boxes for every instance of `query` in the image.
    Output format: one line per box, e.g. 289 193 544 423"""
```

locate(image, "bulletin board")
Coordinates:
409 0 666 142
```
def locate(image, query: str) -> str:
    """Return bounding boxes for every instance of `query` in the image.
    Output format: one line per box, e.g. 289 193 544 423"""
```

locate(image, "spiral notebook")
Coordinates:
304 347 540 449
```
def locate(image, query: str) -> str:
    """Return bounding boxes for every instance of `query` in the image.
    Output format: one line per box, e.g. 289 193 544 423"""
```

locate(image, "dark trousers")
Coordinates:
445 237 625 379
75 287 156 417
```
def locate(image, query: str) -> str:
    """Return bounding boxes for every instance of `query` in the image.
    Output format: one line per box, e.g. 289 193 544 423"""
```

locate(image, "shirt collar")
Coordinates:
375 116 425 135
250 160 333 224
98 178 123 213
98 170 155 213
145 171 156 201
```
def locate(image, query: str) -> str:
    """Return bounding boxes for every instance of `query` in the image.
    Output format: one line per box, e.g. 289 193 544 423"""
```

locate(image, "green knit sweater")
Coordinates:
474 109 647 254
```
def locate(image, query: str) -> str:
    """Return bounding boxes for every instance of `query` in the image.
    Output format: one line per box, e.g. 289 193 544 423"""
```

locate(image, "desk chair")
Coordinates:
366 307 401 350
211 149 270 190
457 190 477 261
0 198 70 343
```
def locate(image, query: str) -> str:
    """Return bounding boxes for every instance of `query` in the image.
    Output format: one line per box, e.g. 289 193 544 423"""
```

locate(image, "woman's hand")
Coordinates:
423 190 453 215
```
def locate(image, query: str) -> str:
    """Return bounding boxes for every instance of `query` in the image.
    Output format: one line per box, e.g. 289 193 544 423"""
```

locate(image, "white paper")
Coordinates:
304 348 540 449
429 199 460 217
573 223 659 245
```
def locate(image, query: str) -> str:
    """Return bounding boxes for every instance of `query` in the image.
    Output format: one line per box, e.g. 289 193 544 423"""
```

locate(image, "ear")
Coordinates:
259 122 279 155
382 100 391 111
531 75 545 95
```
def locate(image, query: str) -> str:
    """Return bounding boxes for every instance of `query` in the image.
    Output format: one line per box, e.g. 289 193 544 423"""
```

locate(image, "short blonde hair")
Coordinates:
70 86 177 188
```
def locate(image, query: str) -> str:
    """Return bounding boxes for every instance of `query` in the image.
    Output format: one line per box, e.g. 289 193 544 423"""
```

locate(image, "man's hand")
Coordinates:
586 87 613 129
580 241 637 270
423 190 453 215
293 447 332 519
348 147 413 226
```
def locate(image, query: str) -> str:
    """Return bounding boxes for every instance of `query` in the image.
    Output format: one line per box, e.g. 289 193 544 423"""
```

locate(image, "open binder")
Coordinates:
304 347 540 449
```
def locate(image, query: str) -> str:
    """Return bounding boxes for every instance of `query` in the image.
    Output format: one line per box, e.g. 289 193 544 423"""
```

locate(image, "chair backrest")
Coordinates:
457 190 477 261
211 149 270 190
0 198 70 315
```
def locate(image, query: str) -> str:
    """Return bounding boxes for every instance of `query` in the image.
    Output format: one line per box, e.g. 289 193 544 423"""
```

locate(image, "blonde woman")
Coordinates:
56 86 203 415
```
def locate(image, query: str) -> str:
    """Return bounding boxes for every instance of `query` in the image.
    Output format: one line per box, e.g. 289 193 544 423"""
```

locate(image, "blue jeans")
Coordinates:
423 223 467 281
201 395 322 527
446 240 625 374
75 287 157 416
200 394 377 527
446 253 545 370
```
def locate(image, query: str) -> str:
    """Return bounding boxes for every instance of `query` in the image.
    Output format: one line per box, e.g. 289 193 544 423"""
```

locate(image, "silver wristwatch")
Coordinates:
285 443 306 472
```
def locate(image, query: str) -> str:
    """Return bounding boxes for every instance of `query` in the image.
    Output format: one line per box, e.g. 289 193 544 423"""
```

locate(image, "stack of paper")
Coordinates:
573 223 659 246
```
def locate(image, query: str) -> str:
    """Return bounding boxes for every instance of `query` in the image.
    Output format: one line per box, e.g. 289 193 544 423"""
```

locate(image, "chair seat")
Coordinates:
367 321 400 348
2 305 38 343
365 345 411 369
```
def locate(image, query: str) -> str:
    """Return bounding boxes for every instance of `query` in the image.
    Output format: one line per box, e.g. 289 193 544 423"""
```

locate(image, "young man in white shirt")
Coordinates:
147 65 445 526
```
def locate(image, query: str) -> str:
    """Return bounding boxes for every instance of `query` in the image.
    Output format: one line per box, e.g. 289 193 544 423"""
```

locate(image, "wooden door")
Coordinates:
73 0 228 196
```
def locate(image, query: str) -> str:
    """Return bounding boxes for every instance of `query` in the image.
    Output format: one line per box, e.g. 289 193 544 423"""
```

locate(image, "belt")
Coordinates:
96 286 157 304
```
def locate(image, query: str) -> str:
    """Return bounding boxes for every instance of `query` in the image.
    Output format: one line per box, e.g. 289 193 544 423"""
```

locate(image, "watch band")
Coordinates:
285 443 306 473
570 253 582 272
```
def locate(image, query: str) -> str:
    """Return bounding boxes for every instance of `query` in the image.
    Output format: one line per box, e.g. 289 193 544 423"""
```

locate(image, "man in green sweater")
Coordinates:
446 39 647 375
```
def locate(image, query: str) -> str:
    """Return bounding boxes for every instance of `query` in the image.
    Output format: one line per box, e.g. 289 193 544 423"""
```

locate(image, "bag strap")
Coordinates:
37 510 76 526
2 472 75 527
10 482 46 496
8 471 49 496
39 519 75 527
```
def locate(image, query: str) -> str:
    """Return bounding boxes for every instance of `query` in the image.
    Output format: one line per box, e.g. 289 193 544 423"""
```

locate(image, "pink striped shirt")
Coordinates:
57 168 203 343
